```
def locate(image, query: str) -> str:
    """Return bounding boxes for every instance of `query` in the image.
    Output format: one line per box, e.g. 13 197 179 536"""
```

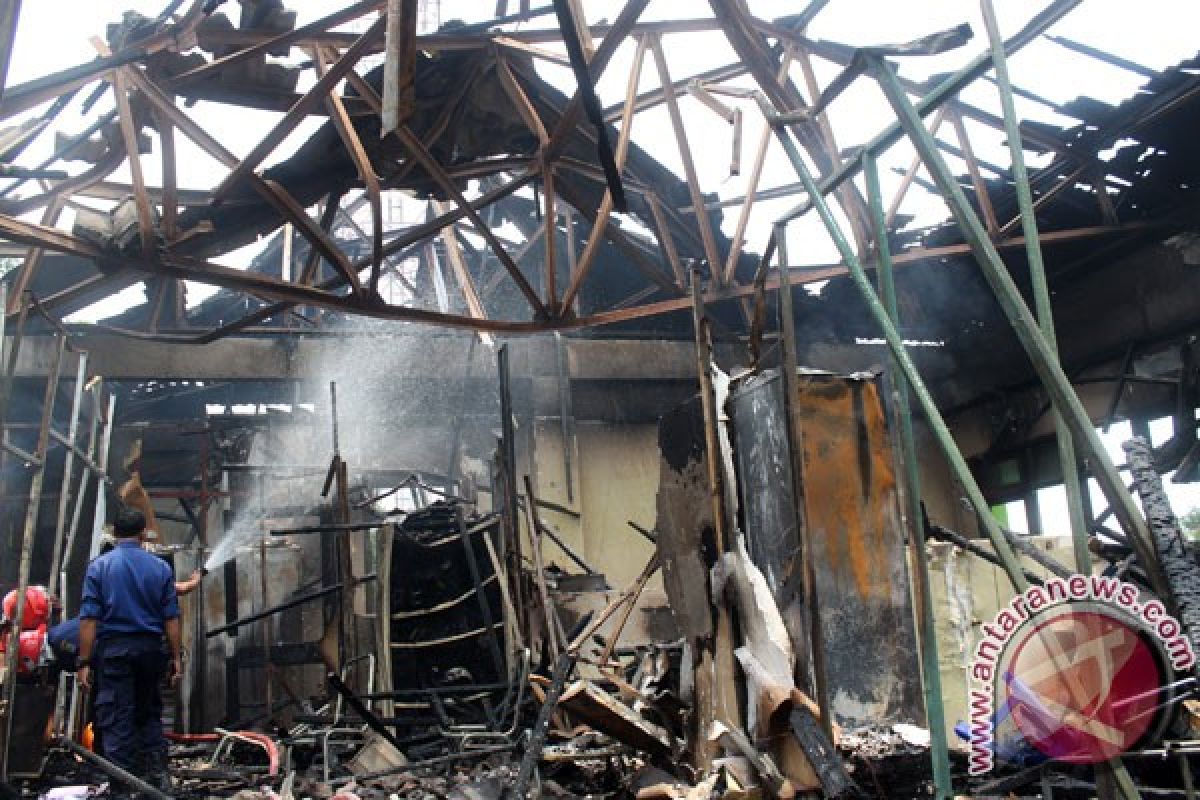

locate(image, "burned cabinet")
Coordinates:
729 369 923 729
386 503 508 726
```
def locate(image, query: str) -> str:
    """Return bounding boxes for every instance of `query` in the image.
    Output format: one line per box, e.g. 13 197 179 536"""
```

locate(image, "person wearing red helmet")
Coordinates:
0 586 51 677
2 586 50 631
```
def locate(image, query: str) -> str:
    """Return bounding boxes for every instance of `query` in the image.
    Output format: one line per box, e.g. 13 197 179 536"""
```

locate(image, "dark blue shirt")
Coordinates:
79 541 179 638
48 617 80 670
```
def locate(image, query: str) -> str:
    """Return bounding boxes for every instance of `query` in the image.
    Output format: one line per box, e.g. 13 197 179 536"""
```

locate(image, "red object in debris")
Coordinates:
219 731 280 776
0 625 47 674
3 586 50 631
165 732 220 743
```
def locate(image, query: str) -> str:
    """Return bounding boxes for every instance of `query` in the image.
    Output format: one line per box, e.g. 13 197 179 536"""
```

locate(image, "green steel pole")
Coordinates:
865 57 1163 597
980 0 1090 574
778 0 1083 224
864 153 952 800
756 92 1030 593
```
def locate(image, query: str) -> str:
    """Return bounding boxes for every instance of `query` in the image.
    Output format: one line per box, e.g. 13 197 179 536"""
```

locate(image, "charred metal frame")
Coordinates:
0 295 116 780
0 0 1195 794
0 0 1177 340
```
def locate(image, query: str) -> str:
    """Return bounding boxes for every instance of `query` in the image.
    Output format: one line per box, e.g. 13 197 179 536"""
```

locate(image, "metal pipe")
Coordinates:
980 0 1091 574
63 389 101 582
1 438 39 465
1 332 65 780
269 522 380 536
325 672 406 754
531 513 595 576
205 583 343 638
58 737 170 800
47 351 87 600
777 0 1082 224
329 380 340 457
774 224 832 742
86 393 117 561
863 152 951 800
926 523 1046 586
497 345 525 644
865 56 1164 597
554 332 575 504
457 502 507 685
626 520 657 543
0 290 29 427
49 426 109 482
759 94 1030 593
523 474 564 656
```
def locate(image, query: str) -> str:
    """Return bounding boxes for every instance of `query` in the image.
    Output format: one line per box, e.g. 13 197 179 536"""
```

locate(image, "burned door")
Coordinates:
730 369 923 728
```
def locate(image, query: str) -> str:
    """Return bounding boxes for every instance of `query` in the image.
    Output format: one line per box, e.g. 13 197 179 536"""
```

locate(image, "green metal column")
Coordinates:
865 57 1163 596
864 153 952 800
757 93 1030 594
980 0 1090 574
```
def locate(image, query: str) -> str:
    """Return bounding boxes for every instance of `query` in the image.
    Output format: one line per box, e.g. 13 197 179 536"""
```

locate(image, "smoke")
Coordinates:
242 323 492 507
208 323 493 568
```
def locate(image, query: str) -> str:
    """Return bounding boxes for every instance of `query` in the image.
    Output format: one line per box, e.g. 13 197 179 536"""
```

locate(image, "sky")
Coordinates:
8 0 1200 275
4 0 1200 521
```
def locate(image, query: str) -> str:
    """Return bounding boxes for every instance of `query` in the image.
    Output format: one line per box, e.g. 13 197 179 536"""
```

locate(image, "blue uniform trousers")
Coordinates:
94 634 168 776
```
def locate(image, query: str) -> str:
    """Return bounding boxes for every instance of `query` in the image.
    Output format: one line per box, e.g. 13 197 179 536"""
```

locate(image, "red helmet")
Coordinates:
16 627 46 674
0 625 46 674
2 586 50 631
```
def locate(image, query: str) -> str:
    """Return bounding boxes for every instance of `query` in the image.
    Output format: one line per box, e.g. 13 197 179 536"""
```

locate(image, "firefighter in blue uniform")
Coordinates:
76 508 183 793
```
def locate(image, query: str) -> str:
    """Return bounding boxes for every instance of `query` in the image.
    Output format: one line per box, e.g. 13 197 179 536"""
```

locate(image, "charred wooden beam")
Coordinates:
551 0 626 212
381 0 418 134
312 45 383 291
171 1 385 89
558 35 647 312
212 15 386 202
543 0 649 165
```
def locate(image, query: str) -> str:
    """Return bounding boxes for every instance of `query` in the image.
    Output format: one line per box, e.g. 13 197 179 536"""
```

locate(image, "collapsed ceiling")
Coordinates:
0 0 1197 416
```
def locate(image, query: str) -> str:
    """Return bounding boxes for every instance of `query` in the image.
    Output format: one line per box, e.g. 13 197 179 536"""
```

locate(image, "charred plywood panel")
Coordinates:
654 396 715 643
730 370 922 728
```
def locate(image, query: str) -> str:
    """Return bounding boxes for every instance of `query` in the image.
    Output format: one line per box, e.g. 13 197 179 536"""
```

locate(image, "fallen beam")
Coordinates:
206 583 342 638
58 738 170 800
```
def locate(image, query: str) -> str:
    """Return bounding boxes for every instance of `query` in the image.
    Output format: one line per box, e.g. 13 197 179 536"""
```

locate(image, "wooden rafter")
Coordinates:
212 15 386 202
649 34 721 277
120 66 367 299
722 49 793 285
434 203 495 346
391 124 547 317
5 197 65 315
949 110 1000 237
381 0 418 135
552 0 625 212
311 45 384 293
558 35 648 313
94 39 155 258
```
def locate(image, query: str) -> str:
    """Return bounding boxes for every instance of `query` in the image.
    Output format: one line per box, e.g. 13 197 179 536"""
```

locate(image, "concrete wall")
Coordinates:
926 535 1086 745
531 419 669 651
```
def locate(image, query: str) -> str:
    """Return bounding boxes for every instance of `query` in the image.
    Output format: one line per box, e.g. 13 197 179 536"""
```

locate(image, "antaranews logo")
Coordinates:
968 574 1195 775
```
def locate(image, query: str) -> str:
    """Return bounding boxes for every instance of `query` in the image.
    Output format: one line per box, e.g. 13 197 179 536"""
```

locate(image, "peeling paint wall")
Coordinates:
926 536 1090 743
